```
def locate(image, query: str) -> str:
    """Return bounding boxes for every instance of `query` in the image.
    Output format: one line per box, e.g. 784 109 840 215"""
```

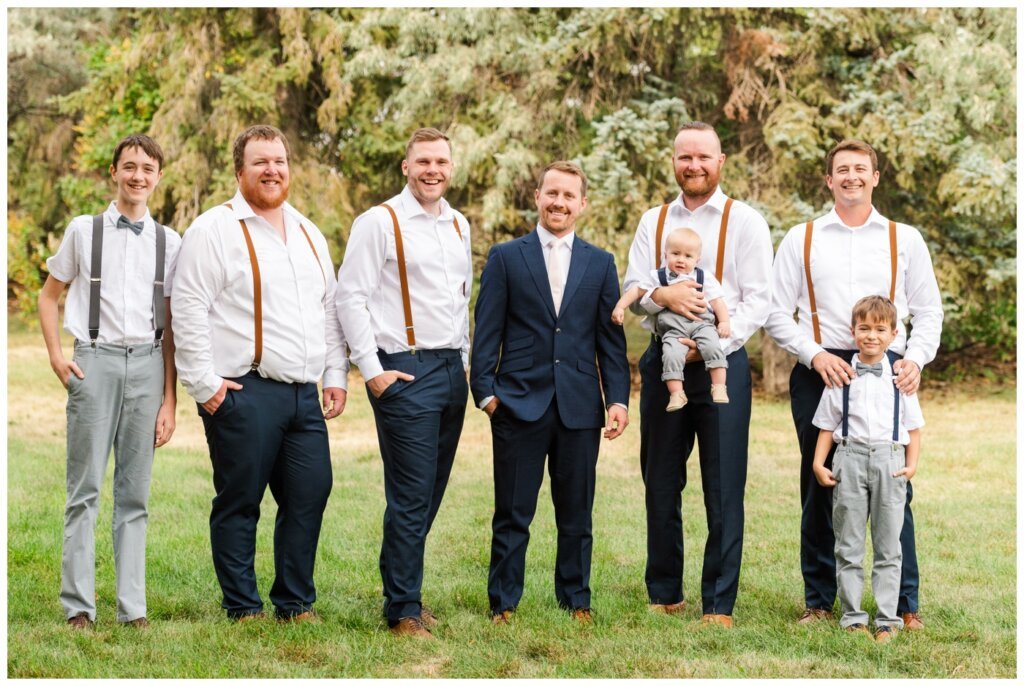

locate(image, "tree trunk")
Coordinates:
761 335 794 399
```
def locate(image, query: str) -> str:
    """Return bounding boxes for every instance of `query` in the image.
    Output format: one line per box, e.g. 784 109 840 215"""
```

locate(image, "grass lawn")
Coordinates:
6 327 1016 677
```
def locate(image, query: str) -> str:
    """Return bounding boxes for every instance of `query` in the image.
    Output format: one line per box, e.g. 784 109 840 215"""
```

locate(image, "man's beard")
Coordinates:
676 171 718 198
242 177 289 210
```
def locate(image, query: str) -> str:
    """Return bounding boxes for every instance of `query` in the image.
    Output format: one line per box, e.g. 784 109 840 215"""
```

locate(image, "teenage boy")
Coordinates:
39 133 180 629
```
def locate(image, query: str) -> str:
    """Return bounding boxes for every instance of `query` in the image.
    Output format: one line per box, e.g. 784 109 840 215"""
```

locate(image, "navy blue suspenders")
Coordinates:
657 266 704 289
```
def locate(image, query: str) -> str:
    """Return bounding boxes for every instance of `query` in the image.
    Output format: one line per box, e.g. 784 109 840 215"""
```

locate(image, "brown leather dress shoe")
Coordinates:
67 612 94 630
420 606 438 628
390 616 434 639
279 610 319 624
491 609 514 625
874 625 899 643
124 617 150 628
649 600 686 615
701 613 733 628
570 608 593 624
844 623 870 635
797 607 834 624
901 612 924 630
236 611 267 624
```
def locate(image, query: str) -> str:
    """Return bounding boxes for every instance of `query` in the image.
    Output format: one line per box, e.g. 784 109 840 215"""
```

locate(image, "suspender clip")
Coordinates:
250 362 261 372
409 347 417 355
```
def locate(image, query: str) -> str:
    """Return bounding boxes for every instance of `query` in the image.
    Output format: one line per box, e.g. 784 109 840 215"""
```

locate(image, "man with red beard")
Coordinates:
623 121 773 627
336 127 471 638
173 125 348 622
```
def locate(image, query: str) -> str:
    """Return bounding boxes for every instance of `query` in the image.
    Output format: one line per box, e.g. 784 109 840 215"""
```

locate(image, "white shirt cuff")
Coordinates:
322 369 348 391
352 353 385 381
479 395 495 411
798 342 827 369
194 373 224 405
638 288 665 315
902 349 927 372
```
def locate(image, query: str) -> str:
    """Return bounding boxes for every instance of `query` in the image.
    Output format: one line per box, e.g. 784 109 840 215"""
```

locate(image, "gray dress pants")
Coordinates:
62 341 163 622
655 310 727 382
832 441 907 629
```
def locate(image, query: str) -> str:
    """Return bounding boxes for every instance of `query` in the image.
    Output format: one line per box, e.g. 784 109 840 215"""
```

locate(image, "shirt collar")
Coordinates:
536 224 575 250
398 184 454 221
822 205 888 231
106 202 152 226
670 185 728 215
227 189 302 225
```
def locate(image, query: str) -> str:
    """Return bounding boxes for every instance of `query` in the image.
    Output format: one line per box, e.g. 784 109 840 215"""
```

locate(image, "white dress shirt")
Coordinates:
537 224 574 309
45 202 181 345
623 187 774 355
635 267 725 334
764 206 944 370
172 190 349 404
336 185 472 380
812 354 925 445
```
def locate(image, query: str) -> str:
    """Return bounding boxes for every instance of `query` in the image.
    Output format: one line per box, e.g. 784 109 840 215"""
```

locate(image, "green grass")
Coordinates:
6 328 1016 677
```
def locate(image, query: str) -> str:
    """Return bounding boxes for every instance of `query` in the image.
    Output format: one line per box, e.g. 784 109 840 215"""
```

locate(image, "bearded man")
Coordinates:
622 121 773 627
173 124 349 622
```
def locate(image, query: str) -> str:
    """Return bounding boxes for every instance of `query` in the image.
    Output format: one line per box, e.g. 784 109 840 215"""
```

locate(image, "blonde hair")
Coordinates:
665 227 702 253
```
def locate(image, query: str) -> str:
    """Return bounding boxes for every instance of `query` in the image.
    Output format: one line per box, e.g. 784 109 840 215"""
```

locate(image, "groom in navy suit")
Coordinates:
470 161 630 624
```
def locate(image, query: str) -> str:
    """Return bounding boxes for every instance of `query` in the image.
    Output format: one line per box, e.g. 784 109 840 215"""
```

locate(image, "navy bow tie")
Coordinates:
855 361 884 377
117 215 144 236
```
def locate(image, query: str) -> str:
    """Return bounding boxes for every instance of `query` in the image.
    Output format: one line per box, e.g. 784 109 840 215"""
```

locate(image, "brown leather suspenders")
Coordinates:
379 203 462 353
803 219 898 344
652 197 734 281
225 203 325 371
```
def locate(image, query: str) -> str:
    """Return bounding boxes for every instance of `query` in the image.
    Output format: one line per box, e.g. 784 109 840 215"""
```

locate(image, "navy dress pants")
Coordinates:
639 337 751 615
367 349 467 626
199 372 332 619
487 400 601 614
791 349 919 613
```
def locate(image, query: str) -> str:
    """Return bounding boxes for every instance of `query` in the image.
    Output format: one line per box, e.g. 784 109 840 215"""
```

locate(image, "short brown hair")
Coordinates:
112 134 164 171
826 139 877 176
233 124 290 174
536 160 588 197
676 121 716 135
851 295 898 329
405 127 452 159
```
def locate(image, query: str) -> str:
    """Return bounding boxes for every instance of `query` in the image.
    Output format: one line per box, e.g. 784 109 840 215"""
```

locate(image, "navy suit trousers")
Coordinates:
199 372 332 619
367 348 467 626
790 350 919 613
640 339 750 615
488 400 601 614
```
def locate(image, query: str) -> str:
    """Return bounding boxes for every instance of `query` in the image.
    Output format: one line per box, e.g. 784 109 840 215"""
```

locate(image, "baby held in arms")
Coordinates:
612 227 730 411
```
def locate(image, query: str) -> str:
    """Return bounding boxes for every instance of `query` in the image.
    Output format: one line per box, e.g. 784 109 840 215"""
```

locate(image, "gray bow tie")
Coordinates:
117 215 144 236
855 361 884 377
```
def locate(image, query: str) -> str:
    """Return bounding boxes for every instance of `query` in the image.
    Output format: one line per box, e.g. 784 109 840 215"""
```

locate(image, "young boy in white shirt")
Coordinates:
613 227 731 410
38 134 181 629
811 295 923 643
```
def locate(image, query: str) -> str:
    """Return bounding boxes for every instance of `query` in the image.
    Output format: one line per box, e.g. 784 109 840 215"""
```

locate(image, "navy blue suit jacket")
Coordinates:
470 229 630 430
